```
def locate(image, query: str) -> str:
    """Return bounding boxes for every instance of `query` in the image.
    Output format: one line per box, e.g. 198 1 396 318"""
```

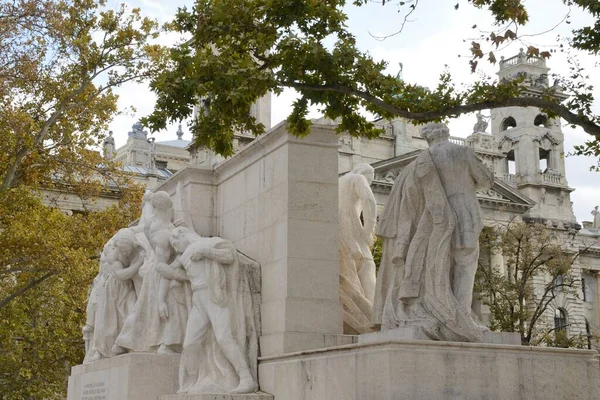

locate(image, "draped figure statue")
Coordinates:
373 123 494 342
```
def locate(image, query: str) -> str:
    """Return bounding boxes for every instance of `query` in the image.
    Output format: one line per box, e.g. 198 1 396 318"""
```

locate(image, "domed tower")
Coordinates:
492 49 575 223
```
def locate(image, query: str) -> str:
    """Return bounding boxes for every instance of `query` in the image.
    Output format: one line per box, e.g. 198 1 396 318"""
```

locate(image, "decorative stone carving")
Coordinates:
592 206 600 230
157 227 259 394
83 228 142 363
339 163 377 334
373 122 494 342
115 191 191 354
102 131 115 160
82 188 263 395
472 111 489 133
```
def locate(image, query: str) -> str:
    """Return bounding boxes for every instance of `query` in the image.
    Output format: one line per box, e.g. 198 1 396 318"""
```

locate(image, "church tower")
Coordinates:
492 49 576 223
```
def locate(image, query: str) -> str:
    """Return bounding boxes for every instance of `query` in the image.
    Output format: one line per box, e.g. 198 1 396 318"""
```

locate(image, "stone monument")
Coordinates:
103 131 116 160
472 111 489 133
68 122 599 400
592 206 599 231
339 163 377 334
372 122 494 342
158 226 258 394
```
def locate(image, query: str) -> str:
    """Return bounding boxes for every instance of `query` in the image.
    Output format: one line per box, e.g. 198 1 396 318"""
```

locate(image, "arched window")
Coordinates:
501 117 517 131
534 114 548 127
554 308 568 335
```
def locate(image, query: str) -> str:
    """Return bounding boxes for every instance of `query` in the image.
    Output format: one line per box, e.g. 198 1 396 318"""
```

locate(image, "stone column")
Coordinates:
213 123 345 357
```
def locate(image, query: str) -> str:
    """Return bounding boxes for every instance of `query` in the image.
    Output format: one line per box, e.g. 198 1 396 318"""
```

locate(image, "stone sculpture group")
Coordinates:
83 192 259 395
84 122 496 394
340 122 494 342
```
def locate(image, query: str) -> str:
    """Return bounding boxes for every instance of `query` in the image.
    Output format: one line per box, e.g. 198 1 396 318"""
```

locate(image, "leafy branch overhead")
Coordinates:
146 0 600 156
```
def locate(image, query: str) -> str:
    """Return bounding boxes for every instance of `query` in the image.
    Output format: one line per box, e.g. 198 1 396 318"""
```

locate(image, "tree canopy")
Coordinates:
0 0 158 397
144 0 600 156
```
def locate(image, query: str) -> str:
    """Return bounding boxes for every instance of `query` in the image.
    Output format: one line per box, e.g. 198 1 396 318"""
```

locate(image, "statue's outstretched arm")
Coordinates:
191 242 235 264
156 257 188 281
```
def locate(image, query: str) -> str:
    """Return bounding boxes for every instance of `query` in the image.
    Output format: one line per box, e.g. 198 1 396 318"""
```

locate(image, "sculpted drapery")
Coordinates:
373 123 494 342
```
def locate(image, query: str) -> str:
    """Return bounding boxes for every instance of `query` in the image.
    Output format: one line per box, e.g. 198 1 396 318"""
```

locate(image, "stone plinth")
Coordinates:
67 353 179 400
161 393 273 400
258 340 600 400
359 326 521 345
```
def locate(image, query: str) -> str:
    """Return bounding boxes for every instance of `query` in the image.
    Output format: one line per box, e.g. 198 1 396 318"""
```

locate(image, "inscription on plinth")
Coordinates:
81 381 107 400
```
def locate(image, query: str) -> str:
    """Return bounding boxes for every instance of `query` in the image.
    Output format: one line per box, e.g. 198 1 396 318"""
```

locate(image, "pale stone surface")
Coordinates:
161 393 273 400
83 228 144 363
68 353 179 400
339 163 377 334
115 191 190 354
374 122 495 342
359 326 521 345
258 341 600 400
193 123 345 358
159 227 259 394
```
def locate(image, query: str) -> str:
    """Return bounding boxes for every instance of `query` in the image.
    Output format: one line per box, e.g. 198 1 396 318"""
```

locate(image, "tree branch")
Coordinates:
0 272 56 309
281 81 600 138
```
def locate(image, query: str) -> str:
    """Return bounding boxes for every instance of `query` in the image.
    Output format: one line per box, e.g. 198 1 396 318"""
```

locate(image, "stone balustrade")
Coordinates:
541 172 563 185
499 54 546 70
449 136 466 146
503 173 518 186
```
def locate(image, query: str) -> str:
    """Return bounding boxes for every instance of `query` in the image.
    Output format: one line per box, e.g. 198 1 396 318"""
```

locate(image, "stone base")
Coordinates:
258 340 600 399
161 393 273 400
67 353 180 400
358 326 521 345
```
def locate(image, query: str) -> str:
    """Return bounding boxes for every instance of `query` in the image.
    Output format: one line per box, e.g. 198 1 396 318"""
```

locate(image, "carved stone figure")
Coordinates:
157 227 259 394
472 111 489 133
373 122 494 342
339 164 377 334
592 206 600 230
115 191 191 354
102 131 115 160
83 229 140 362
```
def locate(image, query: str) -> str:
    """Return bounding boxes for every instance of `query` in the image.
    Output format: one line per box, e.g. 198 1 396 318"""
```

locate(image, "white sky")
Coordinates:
108 0 600 224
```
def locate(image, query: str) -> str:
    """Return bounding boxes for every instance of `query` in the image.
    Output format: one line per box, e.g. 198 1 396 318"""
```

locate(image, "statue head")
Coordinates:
113 228 136 257
352 163 375 184
150 191 172 211
421 123 450 145
101 240 119 263
170 226 201 254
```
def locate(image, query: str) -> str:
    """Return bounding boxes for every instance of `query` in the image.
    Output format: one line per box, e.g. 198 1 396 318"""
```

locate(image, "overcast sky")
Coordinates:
107 0 600 224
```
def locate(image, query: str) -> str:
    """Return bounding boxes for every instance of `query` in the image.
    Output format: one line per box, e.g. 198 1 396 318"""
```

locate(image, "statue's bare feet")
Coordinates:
231 370 258 394
88 352 102 362
157 344 178 354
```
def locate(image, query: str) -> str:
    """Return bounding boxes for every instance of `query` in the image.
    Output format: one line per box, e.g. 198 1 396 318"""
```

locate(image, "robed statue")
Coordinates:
373 122 494 342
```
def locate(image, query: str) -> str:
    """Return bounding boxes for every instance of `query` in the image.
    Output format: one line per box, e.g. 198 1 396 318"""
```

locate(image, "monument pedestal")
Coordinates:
67 353 180 400
258 340 600 399
161 393 273 400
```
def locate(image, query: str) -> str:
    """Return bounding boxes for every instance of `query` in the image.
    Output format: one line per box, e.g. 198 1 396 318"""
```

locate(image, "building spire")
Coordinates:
177 124 184 140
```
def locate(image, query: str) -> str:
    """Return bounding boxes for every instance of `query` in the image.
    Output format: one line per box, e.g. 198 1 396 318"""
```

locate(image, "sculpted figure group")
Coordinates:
340 122 494 342
83 192 258 395
85 122 495 394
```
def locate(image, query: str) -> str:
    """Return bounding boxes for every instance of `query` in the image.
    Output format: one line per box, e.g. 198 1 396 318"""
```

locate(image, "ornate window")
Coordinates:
554 308 568 337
